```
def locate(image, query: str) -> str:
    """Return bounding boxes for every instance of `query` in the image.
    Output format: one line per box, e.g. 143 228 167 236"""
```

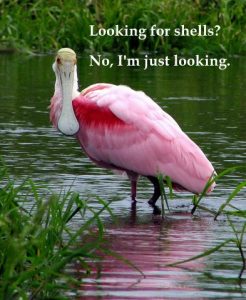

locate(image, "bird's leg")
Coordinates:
146 176 161 206
127 171 139 202
131 180 137 202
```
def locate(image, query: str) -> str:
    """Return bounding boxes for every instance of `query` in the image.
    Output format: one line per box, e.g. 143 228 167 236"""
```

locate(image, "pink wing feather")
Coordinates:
73 84 215 194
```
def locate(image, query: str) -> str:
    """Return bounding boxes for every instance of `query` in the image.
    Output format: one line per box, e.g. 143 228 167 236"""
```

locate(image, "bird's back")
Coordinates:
73 84 215 194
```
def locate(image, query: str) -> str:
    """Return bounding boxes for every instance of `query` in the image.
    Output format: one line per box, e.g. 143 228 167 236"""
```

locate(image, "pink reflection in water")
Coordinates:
75 210 212 299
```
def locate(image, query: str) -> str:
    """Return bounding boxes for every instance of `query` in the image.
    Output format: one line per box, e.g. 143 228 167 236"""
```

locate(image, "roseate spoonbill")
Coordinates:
50 48 215 206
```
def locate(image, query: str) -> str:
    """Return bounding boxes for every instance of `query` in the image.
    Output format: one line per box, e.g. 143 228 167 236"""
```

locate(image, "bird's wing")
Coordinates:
73 84 214 193
82 84 181 137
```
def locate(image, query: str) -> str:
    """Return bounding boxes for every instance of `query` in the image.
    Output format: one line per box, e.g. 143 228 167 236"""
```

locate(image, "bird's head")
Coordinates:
55 48 77 72
53 48 79 136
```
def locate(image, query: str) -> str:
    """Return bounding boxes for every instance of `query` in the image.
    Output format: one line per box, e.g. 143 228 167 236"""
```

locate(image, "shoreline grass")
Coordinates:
0 165 113 299
0 0 246 55
1 160 245 297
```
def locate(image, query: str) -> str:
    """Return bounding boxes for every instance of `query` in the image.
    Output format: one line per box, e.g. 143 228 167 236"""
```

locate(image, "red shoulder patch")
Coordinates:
73 96 125 128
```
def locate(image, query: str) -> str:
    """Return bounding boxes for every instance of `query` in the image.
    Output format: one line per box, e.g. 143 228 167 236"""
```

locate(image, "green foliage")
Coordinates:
166 166 246 279
157 174 171 218
0 0 93 53
191 166 246 215
0 164 112 299
167 216 246 280
215 180 246 220
0 0 246 54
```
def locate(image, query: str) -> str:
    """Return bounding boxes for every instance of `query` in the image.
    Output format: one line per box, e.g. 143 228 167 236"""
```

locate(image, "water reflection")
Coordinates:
0 53 246 299
74 211 245 299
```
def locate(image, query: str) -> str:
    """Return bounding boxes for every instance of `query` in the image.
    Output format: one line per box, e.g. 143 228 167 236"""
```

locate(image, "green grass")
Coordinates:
167 216 246 280
191 166 246 216
0 165 113 299
1 158 245 298
161 166 246 279
0 0 246 55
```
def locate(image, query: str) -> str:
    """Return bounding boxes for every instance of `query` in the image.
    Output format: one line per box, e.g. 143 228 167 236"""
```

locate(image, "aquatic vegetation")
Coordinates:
167 216 246 280
0 164 113 299
0 0 246 55
0 156 245 298
157 174 172 218
165 166 246 279
191 166 246 216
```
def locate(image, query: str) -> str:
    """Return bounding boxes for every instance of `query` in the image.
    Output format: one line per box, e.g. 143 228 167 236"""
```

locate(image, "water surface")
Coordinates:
0 53 245 299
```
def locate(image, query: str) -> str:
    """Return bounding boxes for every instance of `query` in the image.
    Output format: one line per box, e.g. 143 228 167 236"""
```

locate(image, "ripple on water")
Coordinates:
70 211 246 299
1 54 246 299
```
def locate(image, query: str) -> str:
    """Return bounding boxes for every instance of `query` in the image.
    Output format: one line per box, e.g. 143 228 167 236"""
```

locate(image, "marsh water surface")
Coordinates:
0 53 245 299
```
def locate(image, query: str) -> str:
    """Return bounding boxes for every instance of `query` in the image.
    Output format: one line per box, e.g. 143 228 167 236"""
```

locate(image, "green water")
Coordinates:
0 53 245 299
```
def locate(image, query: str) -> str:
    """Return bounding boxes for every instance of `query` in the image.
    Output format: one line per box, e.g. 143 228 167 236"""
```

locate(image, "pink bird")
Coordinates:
50 48 215 207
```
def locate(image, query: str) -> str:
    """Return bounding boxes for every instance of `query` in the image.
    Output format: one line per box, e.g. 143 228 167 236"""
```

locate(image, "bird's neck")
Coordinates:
55 65 79 99
50 66 79 129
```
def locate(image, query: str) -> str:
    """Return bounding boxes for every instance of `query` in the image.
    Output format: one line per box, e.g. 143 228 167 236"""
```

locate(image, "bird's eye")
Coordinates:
56 57 61 64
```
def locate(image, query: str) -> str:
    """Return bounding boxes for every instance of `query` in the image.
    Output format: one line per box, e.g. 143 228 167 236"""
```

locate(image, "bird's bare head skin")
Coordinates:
54 48 79 136
56 48 77 65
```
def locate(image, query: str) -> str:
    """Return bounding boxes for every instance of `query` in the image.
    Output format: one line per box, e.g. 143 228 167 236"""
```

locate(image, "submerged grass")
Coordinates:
191 166 246 216
163 166 246 279
167 216 246 280
0 165 114 299
0 0 246 55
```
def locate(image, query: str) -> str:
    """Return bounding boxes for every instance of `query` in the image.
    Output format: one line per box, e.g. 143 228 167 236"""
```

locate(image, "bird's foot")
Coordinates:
148 197 161 215
146 176 161 206
131 200 137 209
148 198 156 206
152 204 161 215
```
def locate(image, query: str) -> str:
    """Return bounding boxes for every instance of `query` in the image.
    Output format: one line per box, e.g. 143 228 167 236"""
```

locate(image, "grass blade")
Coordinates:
165 175 173 199
214 181 246 220
192 166 246 215
167 238 235 267
157 174 170 218
102 248 145 278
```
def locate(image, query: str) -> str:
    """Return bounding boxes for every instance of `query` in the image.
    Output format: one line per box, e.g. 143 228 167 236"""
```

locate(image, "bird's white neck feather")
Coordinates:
53 63 80 136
